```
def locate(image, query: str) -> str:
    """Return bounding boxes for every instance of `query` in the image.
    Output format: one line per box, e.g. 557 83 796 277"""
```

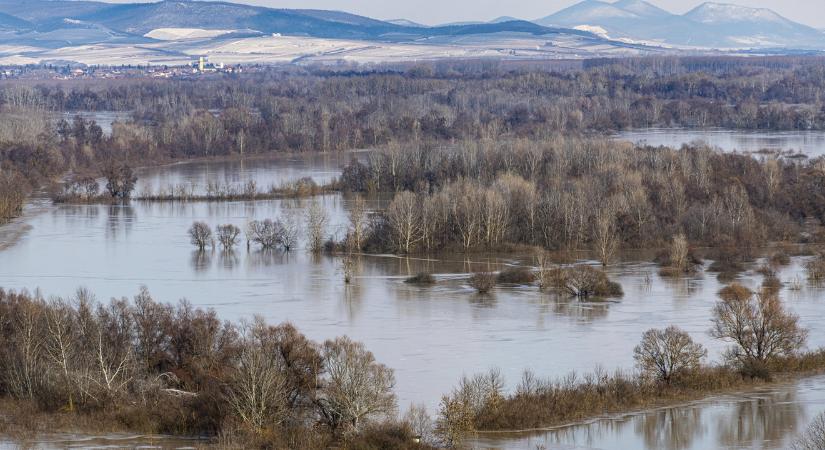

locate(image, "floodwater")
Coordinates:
3 155 825 449
614 128 825 157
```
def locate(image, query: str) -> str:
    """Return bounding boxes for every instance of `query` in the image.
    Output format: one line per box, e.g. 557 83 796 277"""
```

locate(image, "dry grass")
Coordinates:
443 350 825 434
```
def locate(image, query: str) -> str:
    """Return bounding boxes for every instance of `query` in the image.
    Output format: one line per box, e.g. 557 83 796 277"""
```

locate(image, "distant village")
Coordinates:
0 57 248 80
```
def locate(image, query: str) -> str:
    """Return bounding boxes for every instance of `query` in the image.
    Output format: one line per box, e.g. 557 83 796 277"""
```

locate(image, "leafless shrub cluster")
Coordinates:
468 272 497 294
551 265 624 298
246 214 300 251
0 287 408 447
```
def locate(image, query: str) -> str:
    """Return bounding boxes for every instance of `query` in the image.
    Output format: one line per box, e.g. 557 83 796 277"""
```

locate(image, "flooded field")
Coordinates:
614 128 825 157
2 155 825 448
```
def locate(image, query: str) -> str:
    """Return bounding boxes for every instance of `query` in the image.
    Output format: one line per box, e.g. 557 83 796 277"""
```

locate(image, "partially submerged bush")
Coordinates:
658 234 702 277
469 272 496 294
496 267 535 284
553 265 623 298
805 252 825 281
405 273 436 285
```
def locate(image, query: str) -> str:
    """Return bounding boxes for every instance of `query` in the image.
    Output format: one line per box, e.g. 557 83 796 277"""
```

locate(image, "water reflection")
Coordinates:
190 249 212 272
636 407 705 450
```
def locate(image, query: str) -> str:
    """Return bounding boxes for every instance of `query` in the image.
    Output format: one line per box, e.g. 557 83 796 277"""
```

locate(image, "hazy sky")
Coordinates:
104 0 825 28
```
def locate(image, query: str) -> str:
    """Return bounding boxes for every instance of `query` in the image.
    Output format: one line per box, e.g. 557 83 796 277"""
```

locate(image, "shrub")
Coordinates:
496 267 536 284
405 273 436 285
469 272 496 294
554 265 623 298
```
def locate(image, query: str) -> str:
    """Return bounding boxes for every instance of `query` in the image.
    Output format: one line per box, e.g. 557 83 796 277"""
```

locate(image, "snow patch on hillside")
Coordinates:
573 25 609 38
145 28 236 41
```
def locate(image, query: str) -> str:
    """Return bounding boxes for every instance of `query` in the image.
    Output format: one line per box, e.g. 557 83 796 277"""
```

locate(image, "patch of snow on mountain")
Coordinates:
145 28 236 41
573 24 609 38
686 3 787 25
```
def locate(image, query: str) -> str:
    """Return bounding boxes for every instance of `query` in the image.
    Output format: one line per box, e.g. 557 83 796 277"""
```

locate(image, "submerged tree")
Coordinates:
188 222 213 251
216 224 241 250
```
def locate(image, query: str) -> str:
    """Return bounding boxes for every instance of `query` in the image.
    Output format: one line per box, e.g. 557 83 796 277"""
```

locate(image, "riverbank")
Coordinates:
443 350 825 444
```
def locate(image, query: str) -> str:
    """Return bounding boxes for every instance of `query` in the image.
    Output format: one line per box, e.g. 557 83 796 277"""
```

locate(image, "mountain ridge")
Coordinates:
535 0 824 49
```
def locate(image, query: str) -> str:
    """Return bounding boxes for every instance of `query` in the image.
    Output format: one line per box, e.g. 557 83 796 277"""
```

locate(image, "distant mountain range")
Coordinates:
0 0 818 66
535 0 825 49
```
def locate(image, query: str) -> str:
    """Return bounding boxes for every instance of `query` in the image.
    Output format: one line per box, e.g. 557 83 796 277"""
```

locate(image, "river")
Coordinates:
2 150 825 448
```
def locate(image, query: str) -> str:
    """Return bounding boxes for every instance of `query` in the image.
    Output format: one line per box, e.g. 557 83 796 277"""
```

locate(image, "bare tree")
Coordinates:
386 191 422 254
188 222 213 251
216 224 241 250
634 326 706 384
347 195 368 250
279 211 301 251
305 201 329 254
319 336 397 432
404 404 435 445
711 284 807 370
226 319 290 431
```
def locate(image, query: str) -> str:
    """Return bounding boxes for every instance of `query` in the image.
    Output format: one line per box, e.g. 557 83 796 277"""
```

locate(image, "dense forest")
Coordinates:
3 56 825 225
338 137 825 259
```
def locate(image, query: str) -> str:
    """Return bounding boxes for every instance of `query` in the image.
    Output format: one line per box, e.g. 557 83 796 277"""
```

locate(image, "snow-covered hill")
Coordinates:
536 0 825 49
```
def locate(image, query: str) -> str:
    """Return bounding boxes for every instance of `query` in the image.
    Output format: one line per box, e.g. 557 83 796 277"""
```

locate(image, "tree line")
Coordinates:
3 57 825 222
338 137 824 260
